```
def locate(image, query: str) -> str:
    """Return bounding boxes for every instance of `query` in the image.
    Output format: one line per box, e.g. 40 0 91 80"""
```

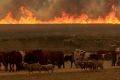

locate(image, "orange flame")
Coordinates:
0 5 120 24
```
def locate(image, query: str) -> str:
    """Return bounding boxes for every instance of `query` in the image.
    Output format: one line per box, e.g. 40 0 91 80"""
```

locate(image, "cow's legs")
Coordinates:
4 63 8 72
16 64 18 72
57 64 61 68
9 64 12 72
9 64 14 72
0 63 1 71
71 61 73 68
63 62 65 68
16 63 20 72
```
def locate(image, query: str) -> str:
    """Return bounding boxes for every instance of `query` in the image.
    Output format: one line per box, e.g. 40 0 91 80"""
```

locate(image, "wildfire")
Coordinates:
0 5 120 24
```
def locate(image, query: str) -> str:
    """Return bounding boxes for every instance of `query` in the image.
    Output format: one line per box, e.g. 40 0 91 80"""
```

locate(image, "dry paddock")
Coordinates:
0 61 120 80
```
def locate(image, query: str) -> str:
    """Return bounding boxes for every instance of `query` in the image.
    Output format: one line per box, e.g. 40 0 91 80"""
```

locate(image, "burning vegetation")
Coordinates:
0 0 120 24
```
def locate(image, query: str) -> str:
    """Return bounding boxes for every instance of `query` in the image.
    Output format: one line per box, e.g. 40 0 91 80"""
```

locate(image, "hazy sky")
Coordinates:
0 0 120 20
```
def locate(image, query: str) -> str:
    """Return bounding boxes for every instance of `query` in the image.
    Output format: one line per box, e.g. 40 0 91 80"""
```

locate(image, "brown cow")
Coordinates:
24 49 64 69
48 50 65 68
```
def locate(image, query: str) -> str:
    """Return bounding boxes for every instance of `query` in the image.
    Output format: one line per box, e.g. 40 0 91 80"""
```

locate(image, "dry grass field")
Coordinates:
1 24 120 51
0 25 120 80
0 61 119 80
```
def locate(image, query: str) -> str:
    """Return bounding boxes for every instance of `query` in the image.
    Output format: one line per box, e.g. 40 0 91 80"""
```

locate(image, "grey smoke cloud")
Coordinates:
0 0 119 20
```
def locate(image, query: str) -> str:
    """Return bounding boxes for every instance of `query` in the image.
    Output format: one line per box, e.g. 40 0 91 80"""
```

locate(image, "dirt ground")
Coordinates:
0 61 119 80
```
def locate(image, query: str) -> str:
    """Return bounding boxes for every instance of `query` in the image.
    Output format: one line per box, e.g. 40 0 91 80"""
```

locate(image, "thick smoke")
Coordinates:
0 0 12 18
0 0 119 20
116 0 120 18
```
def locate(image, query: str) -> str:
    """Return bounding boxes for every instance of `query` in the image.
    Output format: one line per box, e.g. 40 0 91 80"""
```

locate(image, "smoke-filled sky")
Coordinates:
0 0 120 20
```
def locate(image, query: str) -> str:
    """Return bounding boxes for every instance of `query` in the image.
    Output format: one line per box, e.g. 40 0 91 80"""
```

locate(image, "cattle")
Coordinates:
96 60 104 70
111 51 117 66
40 64 55 73
8 51 23 72
97 50 111 60
85 61 95 71
73 49 104 71
23 63 54 73
77 61 86 70
88 53 103 60
77 60 103 71
73 49 86 68
87 53 104 70
64 54 74 68
48 51 65 68
117 57 120 66
23 63 41 72
0 52 4 70
115 48 120 66
24 49 64 69
1 52 9 72
1 51 23 72
24 50 42 64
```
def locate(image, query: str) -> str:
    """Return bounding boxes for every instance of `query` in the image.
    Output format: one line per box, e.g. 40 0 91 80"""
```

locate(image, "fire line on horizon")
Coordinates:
0 1 120 24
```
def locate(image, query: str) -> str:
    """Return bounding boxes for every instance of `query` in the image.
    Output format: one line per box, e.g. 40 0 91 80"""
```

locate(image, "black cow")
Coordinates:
48 51 65 68
88 52 103 60
97 50 112 60
24 50 42 64
111 51 117 66
64 54 74 68
0 52 5 70
24 49 48 65
2 51 22 72
88 53 104 70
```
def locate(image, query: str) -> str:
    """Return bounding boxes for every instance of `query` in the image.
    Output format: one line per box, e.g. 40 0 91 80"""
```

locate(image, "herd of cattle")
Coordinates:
0 49 119 73
0 50 65 72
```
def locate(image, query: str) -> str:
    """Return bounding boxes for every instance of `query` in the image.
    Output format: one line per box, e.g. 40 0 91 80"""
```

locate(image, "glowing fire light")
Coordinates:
0 5 120 24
